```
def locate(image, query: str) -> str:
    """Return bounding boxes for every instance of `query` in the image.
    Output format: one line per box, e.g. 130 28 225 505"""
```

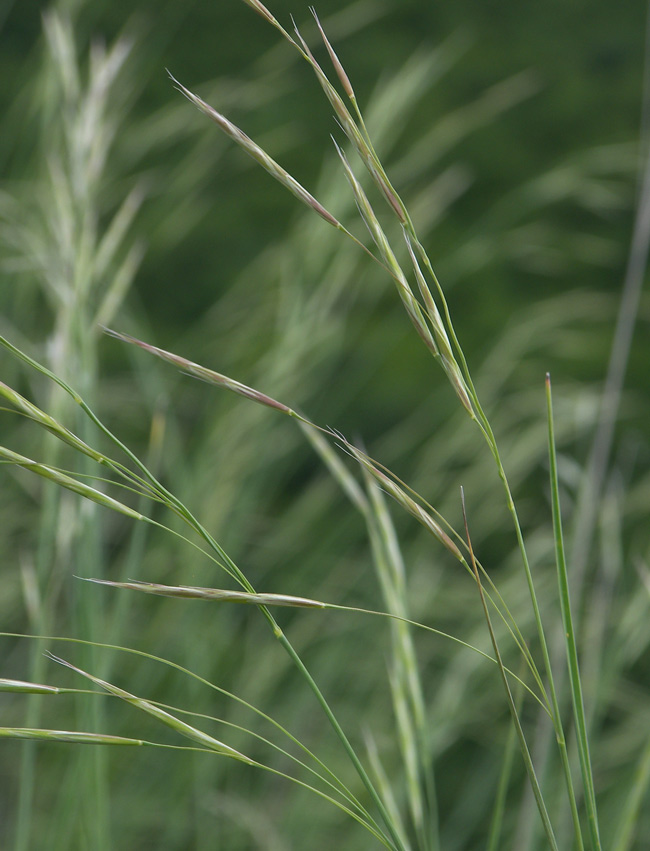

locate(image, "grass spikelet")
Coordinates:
290 18 371 159
344 443 463 562
0 680 61 695
239 0 284 28
103 327 308 419
0 381 106 464
0 447 143 520
0 728 144 746
310 7 355 100
82 578 326 609
1 1 640 846
331 141 436 353
306 9 408 223
47 653 254 763
402 233 474 415
167 72 342 229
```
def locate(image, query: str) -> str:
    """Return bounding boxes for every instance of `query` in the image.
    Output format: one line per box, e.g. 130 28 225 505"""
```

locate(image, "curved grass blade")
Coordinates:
0 633 383 843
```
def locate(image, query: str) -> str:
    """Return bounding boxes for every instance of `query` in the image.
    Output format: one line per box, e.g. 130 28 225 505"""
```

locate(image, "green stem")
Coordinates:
401 234 584 847
546 375 601 851
473 396 585 851
461 489 559 851
276 630 408 851
486 660 526 851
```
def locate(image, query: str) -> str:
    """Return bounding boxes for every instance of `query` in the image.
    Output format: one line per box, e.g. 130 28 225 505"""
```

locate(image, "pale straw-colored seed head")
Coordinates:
291 21 376 162
239 0 280 27
401 233 474 417
294 14 407 224
310 8 355 100
332 142 437 354
446 366 474 417
344 444 463 562
0 679 61 694
104 328 297 416
403 235 450 358
169 73 341 229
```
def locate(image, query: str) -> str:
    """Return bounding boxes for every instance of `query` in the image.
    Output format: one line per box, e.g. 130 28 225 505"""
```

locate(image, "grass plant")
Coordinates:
1 1 648 849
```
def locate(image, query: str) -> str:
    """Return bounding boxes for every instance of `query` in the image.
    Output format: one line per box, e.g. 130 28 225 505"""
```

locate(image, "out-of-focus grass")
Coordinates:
0 1 649 849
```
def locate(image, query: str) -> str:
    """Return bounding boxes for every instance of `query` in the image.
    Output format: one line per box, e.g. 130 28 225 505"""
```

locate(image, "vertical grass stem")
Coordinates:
545 374 602 851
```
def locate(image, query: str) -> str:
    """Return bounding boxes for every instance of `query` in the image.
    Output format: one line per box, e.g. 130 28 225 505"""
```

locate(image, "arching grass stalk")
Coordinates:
168 0 556 731
0 336 406 851
1 633 373 821
169 4 592 842
287 25 589 842
100 329 549 709
287 18 589 835
69 579 549 712
2 331 550 846
0 671 389 847
398 235 579 806
302 425 545 694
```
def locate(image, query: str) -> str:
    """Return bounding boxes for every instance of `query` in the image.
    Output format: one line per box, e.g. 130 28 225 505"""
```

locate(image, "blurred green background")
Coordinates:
1 0 649 848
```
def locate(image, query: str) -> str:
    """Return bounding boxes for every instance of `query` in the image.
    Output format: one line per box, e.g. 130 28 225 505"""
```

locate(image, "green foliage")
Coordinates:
0 1 649 849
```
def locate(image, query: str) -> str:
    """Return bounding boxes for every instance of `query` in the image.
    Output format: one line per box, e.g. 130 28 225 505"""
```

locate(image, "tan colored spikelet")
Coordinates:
332 142 437 354
168 73 341 229
402 233 474 416
291 21 365 149
403 235 450 359
344 444 463 561
293 16 407 223
103 328 312 423
310 8 354 100
239 0 280 26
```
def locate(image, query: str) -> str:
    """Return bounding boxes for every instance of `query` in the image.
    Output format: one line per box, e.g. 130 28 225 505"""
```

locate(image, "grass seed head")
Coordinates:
0 381 105 464
0 728 144 746
169 73 341 229
345 444 463 561
311 8 355 100
0 446 142 520
240 0 279 26
104 328 296 416
84 578 326 609
48 653 253 762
